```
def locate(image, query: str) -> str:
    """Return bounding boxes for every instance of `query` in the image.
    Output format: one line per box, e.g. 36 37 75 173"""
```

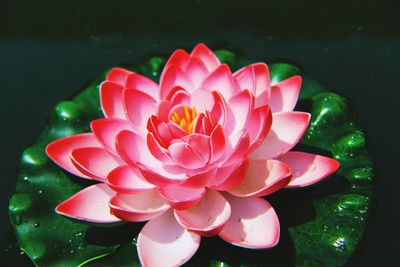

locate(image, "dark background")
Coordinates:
1 0 399 265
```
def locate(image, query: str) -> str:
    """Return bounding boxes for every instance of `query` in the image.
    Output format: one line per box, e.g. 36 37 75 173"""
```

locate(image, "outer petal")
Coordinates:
221 130 250 167
209 160 249 191
46 133 101 179
228 160 291 197
190 43 220 72
90 118 131 155
233 63 271 106
200 64 240 100
159 184 206 210
106 165 156 194
184 57 209 88
109 191 170 222
137 210 201 267
225 90 253 136
267 76 302 113
125 73 159 100
169 142 207 169
160 64 195 99
209 125 226 163
124 89 157 132
163 49 190 72
246 105 272 152
250 112 311 160
106 67 132 85
278 151 340 188
71 147 120 181
175 190 231 236
100 81 125 119
219 195 280 249
55 183 119 223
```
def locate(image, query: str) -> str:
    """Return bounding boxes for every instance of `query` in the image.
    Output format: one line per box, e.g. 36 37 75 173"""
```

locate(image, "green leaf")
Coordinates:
9 51 373 267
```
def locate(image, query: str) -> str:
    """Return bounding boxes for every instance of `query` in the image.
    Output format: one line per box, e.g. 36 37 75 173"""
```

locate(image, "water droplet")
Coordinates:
75 232 83 237
34 222 40 228
68 239 72 243
38 190 43 194
132 238 138 245
70 249 75 254
333 237 346 252
23 176 29 181
19 251 25 255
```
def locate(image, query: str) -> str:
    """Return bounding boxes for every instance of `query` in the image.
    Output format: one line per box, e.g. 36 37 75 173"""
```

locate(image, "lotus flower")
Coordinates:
46 43 339 267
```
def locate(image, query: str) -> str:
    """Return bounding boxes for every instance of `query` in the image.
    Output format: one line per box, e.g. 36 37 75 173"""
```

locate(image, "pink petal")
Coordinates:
116 130 162 169
277 151 340 188
233 63 271 106
159 184 206 210
184 57 209 87
200 64 240 101
109 191 170 222
139 164 187 187
55 183 119 223
209 125 226 163
160 65 195 99
106 67 132 85
219 195 280 249
137 210 200 267
156 101 172 122
169 141 207 169
106 165 156 194
175 190 230 236
100 81 126 119
267 76 302 113
125 72 159 100
182 168 217 188
124 89 157 132
90 118 131 155
228 159 291 197
147 133 173 164
71 147 120 181
250 112 311 160
221 130 250 167
190 89 215 113
209 160 249 191
225 90 253 136
46 133 101 179
246 105 272 152
165 86 191 106
163 49 190 71
182 133 211 163
210 91 227 127
190 43 220 72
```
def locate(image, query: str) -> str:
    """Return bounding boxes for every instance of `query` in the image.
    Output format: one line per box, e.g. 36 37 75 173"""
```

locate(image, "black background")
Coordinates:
1 0 399 266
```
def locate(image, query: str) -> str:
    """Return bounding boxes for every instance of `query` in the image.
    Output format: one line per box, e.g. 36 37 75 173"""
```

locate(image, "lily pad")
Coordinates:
9 49 373 266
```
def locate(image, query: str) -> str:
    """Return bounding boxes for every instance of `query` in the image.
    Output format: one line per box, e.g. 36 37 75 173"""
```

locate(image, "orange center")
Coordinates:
171 106 197 134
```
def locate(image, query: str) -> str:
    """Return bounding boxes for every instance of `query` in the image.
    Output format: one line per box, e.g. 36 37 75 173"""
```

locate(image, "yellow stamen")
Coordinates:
184 106 191 122
188 120 195 133
173 112 180 121
192 107 197 120
180 118 187 128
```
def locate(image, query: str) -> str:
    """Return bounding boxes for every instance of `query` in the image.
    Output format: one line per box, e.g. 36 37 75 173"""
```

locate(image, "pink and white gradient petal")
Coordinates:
267 76 302 113
137 210 201 267
55 183 119 223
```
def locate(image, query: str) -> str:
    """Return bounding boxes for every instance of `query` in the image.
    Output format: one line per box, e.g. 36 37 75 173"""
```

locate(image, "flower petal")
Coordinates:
278 151 340 188
169 142 207 169
225 90 253 136
184 57 209 88
109 191 170 222
234 63 271 106
160 64 195 99
267 76 302 113
175 190 231 236
125 72 159 100
246 105 272 152
228 159 291 197
200 64 240 100
106 165 156 194
250 112 311 160
209 125 226 163
90 118 131 155
124 89 157 132
137 210 201 267
106 67 132 85
190 43 220 72
209 160 249 191
71 147 120 181
219 195 280 249
159 184 206 210
163 49 190 71
190 89 215 113
221 130 250 167
100 81 125 119
46 133 101 179
147 133 173 164
55 183 119 223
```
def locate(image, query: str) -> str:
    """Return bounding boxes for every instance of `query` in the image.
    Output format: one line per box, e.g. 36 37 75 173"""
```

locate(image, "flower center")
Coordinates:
171 105 197 134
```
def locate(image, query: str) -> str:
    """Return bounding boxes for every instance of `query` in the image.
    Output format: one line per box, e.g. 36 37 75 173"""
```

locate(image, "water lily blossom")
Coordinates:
46 43 339 267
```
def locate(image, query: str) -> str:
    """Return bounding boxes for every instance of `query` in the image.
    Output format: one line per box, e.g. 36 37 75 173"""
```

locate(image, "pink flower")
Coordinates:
46 43 339 267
